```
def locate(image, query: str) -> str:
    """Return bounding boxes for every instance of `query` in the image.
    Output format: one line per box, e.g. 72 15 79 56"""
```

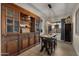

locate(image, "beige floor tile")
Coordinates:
19 40 77 56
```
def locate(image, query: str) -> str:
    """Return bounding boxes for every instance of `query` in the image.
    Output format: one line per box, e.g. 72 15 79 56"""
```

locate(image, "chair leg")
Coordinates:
51 46 53 54
40 45 44 52
46 48 51 55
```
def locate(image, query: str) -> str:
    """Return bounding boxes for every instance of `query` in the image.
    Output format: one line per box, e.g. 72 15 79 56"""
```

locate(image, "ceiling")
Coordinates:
16 3 78 22
31 3 78 20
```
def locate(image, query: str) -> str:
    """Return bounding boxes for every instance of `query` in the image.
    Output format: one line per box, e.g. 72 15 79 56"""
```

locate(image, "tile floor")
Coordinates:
18 40 77 56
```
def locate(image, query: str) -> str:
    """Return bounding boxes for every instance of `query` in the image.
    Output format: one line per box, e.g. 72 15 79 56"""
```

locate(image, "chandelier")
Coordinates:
47 4 53 22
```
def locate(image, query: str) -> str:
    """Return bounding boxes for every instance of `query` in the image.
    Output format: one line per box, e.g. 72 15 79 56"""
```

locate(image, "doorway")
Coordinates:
48 21 61 41
61 18 73 42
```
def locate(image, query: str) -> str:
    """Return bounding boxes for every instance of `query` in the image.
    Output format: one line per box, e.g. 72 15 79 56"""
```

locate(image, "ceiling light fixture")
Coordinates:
47 4 52 23
48 4 52 9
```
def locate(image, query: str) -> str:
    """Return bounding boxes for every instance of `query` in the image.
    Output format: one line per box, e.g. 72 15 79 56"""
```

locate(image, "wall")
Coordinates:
0 3 1 55
40 18 45 35
72 4 79 56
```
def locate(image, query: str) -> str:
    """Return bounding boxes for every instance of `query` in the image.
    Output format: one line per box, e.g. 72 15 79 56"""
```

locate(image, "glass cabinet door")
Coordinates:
7 17 13 24
6 8 19 33
14 12 19 32
7 8 14 17
6 17 13 32
7 25 13 32
14 20 19 32
14 11 19 19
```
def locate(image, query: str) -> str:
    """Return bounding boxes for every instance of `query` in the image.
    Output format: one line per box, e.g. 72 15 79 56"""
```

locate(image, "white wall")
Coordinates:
39 17 45 35
72 4 79 56
0 3 1 55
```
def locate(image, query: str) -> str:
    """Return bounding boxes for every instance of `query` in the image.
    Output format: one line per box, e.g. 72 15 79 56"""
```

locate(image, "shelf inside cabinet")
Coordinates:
20 13 31 33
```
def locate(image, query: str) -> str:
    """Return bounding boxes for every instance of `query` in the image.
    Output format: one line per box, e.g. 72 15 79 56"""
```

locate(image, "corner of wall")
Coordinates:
0 3 1 56
72 4 79 56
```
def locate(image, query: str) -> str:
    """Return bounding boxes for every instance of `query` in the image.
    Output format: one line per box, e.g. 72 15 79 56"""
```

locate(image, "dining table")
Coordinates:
40 34 57 55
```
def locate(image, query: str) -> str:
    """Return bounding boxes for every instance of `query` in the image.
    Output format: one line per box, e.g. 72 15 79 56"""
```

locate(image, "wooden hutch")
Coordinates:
1 3 40 56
